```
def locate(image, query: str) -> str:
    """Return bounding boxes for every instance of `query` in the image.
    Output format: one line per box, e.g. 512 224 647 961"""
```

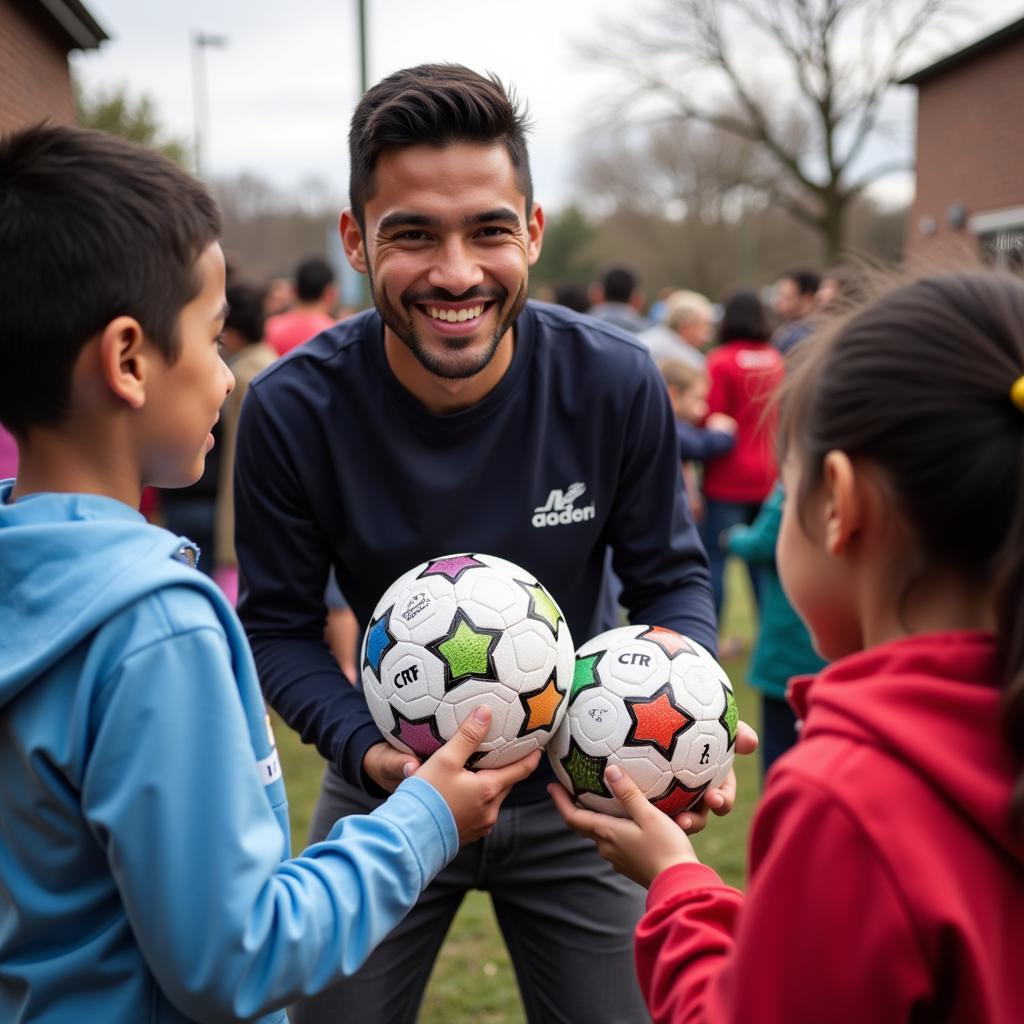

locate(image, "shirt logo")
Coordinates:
532 481 596 528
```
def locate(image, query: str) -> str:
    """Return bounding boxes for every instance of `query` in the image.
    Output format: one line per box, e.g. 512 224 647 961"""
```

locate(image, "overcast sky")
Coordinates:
72 0 1024 211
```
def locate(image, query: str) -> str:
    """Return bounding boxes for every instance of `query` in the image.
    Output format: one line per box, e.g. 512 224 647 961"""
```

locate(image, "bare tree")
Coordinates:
580 0 962 259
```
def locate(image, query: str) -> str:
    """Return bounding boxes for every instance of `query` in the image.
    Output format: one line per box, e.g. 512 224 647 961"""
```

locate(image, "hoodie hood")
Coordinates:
0 481 199 709
790 631 1023 866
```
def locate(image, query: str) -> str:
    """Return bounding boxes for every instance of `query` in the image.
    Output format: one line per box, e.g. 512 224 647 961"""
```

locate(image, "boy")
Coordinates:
0 124 538 1024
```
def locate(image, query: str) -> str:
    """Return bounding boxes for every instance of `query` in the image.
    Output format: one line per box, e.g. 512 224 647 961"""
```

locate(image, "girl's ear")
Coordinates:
822 450 861 556
98 316 149 410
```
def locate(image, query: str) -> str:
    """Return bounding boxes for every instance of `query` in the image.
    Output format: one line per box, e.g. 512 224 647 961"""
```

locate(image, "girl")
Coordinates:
551 271 1024 1023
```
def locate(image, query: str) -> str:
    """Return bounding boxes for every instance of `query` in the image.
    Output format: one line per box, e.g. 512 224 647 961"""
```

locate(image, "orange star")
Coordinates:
518 676 564 735
640 626 696 659
625 683 693 758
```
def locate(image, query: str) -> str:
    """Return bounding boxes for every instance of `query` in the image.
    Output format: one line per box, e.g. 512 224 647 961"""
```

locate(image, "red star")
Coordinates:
624 683 693 759
652 778 710 817
640 626 696 659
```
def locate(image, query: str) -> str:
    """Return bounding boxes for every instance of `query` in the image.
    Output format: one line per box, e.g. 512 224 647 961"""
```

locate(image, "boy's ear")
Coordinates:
97 316 150 410
340 210 367 274
821 450 861 556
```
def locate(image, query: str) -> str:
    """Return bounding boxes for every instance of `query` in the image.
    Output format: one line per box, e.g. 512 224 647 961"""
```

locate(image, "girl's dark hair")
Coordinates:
719 290 769 343
779 271 1024 827
348 63 533 227
0 124 220 436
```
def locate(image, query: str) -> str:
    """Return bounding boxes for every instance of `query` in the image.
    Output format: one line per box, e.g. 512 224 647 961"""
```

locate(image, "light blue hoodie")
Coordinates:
0 484 458 1023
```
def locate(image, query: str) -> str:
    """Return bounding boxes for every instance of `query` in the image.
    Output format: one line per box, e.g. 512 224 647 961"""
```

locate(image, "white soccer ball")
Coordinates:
361 553 575 768
548 625 738 817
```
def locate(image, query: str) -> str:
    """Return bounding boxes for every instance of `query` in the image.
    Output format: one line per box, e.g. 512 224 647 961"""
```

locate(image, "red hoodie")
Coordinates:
702 340 782 503
636 632 1024 1024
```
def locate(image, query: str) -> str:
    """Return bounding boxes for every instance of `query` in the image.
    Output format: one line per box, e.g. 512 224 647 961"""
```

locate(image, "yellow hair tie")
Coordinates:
1013 375 1024 412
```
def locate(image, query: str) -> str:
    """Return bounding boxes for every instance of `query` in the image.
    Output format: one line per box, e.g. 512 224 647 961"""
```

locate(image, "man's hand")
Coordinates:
363 742 420 794
550 767 700 888
414 706 542 845
680 719 758 834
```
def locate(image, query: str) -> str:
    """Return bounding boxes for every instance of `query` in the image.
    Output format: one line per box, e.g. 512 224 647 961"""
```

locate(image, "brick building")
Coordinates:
0 0 107 133
902 16 1024 269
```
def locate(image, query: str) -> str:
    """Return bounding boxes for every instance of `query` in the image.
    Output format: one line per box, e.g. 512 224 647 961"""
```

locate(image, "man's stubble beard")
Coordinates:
367 265 529 381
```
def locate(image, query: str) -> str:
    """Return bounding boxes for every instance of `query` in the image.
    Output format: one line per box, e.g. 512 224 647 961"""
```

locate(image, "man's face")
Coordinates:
773 277 801 321
342 142 543 380
679 310 713 350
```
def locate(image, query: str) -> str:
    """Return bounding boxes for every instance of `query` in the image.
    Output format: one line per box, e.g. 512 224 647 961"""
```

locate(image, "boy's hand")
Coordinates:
680 720 758 834
706 412 737 434
549 767 699 888
414 707 542 845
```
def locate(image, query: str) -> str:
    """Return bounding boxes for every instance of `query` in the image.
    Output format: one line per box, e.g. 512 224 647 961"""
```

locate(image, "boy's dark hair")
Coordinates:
719 290 769 343
294 257 335 302
225 281 267 345
600 265 639 304
780 268 821 297
0 124 221 436
779 271 1024 828
348 64 533 226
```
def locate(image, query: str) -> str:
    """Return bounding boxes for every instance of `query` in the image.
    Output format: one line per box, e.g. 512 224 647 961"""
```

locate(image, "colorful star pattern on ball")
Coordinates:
517 675 565 736
390 709 444 760
639 626 697 659
624 682 694 759
427 608 502 692
719 683 739 749
651 777 710 817
560 737 610 799
569 652 602 704
363 607 397 680
517 580 562 637
418 553 486 584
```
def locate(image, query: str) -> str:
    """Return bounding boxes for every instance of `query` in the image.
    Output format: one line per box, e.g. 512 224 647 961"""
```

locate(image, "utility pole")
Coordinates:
190 30 227 178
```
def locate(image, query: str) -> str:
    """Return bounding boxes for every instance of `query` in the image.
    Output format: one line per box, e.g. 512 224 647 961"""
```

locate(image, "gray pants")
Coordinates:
290 766 651 1024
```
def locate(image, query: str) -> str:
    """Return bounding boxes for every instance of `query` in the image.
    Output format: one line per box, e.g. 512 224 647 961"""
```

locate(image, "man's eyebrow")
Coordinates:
376 207 522 233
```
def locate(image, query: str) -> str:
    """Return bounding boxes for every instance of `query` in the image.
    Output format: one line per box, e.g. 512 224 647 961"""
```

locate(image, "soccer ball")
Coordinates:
548 625 739 817
361 553 575 768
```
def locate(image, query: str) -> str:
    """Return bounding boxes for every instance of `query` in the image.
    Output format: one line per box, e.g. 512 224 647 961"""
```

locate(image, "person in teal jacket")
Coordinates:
0 125 538 1024
727 481 827 774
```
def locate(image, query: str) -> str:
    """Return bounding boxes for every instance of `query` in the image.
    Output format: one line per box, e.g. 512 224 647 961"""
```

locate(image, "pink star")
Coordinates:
393 714 444 759
419 554 486 584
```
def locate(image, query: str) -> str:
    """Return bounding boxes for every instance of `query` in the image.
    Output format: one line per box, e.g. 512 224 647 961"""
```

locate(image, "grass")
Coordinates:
273 560 760 1023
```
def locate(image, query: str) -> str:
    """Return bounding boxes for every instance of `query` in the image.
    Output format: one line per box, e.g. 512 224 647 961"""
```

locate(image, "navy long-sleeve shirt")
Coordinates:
235 301 715 804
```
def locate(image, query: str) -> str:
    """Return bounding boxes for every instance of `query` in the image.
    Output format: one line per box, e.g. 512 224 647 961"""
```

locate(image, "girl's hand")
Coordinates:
549 767 699 888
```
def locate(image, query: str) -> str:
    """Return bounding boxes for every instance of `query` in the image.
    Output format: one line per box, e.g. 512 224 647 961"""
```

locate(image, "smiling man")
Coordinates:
235 64 720 1024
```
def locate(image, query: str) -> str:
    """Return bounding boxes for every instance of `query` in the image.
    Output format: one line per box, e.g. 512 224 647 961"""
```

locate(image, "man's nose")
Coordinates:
427 238 485 296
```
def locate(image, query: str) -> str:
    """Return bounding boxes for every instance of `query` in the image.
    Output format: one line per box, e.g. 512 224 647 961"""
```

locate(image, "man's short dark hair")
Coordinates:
348 63 533 226
294 257 335 303
225 281 267 345
0 124 220 436
781 268 821 297
719 290 770 343
600 265 639 305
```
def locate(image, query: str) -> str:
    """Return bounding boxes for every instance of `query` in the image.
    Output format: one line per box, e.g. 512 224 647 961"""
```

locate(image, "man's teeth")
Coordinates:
427 304 485 322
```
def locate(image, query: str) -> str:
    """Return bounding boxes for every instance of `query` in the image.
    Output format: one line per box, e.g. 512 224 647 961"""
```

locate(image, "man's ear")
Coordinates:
340 210 367 274
526 202 544 266
821 450 861 556
97 316 149 410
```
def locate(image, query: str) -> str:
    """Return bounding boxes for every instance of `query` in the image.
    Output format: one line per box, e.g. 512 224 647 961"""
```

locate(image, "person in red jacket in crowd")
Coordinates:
701 291 784 617
551 271 1024 1024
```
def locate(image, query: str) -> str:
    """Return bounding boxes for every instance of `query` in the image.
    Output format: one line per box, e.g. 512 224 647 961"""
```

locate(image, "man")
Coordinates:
587 263 652 334
265 256 338 356
638 288 715 369
771 267 820 355
236 64 737 1024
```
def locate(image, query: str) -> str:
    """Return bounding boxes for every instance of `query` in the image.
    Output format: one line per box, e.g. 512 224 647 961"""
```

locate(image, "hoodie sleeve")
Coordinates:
82 620 457 1023
607 361 717 654
725 485 782 566
635 770 930 1024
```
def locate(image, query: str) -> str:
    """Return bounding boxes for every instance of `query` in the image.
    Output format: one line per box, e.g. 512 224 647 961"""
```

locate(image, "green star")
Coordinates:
569 652 602 704
560 738 610 798
519 580 562 636
720 683 739 748
428 609 501 692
